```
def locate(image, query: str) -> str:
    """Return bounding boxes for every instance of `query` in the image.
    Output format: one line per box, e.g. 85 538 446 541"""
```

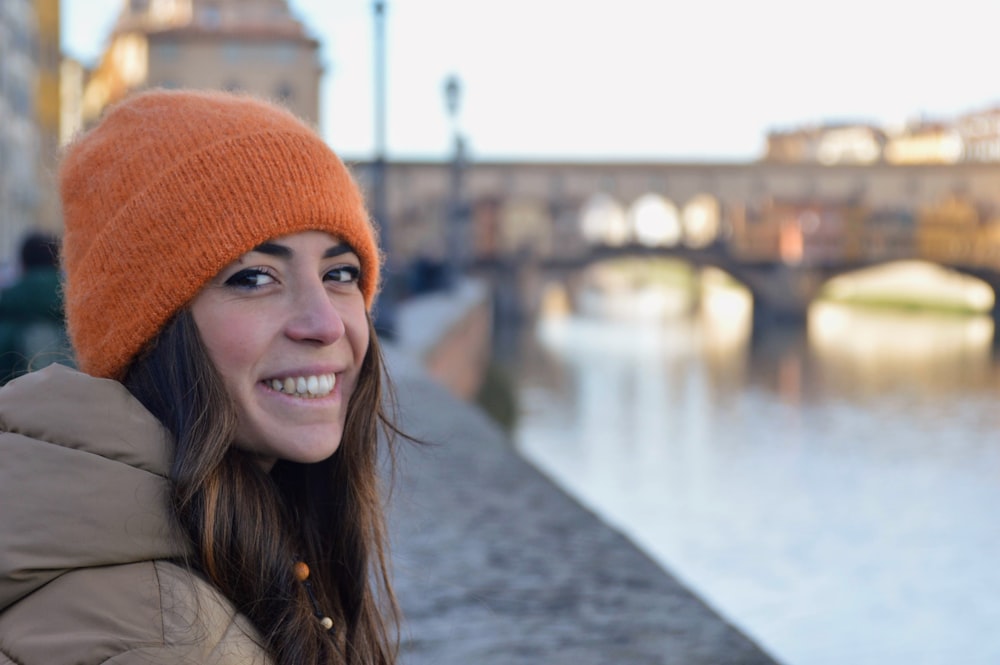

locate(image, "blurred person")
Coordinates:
0 90 401 664
0 231 69 383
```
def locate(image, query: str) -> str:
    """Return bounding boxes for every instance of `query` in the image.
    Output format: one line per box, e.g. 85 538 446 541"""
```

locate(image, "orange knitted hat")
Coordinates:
59 89 381 380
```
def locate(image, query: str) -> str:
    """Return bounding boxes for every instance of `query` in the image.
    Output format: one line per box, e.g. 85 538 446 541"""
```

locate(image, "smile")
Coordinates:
266 374 337 398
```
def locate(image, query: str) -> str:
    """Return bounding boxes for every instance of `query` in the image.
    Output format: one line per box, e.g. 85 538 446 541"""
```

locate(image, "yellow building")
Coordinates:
82 0 322 129
916 195 981 265
884 121 962 165
33 0 61 232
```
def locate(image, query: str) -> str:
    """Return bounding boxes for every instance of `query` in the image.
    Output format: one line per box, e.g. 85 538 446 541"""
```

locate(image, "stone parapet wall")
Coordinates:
395 278 492 400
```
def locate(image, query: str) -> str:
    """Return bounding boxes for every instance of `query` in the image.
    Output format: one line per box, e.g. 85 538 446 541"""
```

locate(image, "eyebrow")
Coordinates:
251 241 356 259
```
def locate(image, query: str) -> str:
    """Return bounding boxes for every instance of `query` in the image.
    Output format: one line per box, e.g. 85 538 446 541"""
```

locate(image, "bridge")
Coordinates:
351 158 1000 321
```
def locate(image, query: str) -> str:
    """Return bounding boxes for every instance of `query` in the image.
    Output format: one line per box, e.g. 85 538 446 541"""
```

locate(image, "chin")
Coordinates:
235 416 345 465
278 433 344 465
291 446 341 465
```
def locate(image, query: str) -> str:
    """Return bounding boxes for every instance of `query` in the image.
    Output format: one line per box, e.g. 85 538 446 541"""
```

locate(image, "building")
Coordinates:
0 0 41 270
763 126 824 163
883 120 962 165
763 124 886 165
82 0 322 129
33 0 61 233
955 107 1000 162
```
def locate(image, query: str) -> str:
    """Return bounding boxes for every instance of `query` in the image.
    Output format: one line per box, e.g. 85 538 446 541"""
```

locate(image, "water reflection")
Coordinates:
809 302 995 396
513 288 1000 665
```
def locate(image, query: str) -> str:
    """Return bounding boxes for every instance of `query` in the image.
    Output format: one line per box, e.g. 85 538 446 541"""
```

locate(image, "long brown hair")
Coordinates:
124 308 399 664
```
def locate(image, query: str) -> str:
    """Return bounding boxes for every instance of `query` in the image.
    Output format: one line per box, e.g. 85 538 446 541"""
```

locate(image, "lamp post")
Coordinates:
371 0 396 338
443 74 466 287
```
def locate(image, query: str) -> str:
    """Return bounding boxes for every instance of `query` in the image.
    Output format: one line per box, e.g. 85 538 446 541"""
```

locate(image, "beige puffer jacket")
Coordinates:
0 364 270 664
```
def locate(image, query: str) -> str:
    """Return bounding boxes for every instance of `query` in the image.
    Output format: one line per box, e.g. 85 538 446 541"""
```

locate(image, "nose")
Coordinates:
284 278 346 345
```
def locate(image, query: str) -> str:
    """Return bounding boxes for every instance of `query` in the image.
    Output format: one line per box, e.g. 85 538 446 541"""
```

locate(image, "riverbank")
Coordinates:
383 283 778 664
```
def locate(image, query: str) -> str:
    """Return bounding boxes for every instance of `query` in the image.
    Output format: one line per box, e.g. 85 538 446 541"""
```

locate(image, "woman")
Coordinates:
0 89 399 664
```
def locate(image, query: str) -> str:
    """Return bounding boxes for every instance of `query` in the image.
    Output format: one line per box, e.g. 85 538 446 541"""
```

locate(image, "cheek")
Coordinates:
192 306 264 381
205 336 255 381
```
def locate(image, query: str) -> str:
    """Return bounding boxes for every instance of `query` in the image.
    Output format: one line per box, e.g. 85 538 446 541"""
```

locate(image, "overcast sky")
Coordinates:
62 0 1000 162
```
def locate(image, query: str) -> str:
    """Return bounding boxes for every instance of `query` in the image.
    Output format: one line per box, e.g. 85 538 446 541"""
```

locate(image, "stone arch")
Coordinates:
579 193 628 246
626 194 681 247
681 194 722 248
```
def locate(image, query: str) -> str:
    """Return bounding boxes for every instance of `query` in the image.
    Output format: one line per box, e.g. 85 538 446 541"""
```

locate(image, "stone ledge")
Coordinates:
395 279 492 399
383 342 778 664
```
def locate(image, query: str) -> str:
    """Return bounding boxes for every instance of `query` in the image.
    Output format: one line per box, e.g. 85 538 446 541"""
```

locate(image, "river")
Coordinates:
506 284 1000 665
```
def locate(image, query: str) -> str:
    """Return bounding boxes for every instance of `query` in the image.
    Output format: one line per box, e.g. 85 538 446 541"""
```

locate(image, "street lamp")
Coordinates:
371 0 396 338
444 75 460 120
443 74 466 286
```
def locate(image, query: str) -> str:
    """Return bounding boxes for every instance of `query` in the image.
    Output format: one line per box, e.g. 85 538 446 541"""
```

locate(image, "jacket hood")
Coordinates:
0 364 189 611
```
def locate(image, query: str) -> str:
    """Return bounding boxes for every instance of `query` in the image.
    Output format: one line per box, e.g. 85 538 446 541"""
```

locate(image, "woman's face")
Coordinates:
190 231 370 469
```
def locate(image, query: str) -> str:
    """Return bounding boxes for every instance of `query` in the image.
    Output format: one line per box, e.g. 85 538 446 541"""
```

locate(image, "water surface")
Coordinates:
510 295 1000 665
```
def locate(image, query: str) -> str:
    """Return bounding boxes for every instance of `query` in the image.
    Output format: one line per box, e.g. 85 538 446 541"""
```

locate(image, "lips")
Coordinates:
265 374 337 398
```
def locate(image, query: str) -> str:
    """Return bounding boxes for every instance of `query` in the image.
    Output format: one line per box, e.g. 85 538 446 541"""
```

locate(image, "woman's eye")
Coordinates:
326 266 361 284
224 268 275 289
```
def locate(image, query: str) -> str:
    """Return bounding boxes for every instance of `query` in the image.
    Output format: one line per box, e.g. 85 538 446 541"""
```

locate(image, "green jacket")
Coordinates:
0 268 71 382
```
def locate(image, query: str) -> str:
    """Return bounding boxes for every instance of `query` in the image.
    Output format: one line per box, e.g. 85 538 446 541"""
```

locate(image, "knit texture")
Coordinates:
59 89 381 380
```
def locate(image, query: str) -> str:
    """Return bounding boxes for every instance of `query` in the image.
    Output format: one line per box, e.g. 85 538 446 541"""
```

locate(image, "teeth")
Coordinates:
268 374 337 398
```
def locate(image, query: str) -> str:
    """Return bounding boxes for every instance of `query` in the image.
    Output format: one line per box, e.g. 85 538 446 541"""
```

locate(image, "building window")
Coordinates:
222 42 242 63
274 82 294 103
200 5 221 28
153 42 179 61
272 44 297 64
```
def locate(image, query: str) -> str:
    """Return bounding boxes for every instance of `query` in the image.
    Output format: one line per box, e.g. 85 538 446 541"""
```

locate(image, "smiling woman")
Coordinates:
191 232 371 469
0 90 400 665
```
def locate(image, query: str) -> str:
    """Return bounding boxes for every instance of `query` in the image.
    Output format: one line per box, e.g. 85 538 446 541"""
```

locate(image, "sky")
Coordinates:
61 0 1000 163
